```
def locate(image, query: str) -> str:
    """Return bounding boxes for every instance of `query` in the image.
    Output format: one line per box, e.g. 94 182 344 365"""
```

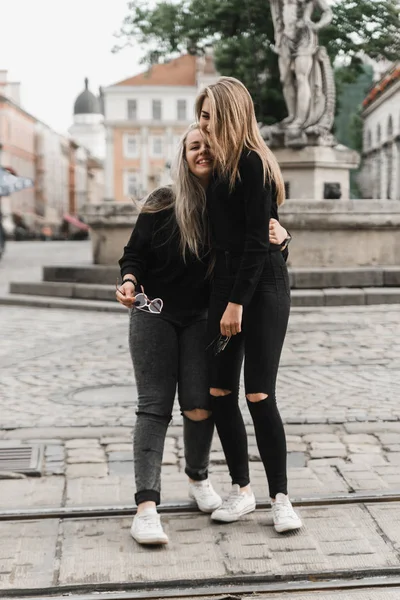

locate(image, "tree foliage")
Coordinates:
115 0 400 123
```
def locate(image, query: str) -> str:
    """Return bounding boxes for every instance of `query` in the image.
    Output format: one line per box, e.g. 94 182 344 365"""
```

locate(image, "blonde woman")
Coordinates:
196 78 302 533
117 125 221 545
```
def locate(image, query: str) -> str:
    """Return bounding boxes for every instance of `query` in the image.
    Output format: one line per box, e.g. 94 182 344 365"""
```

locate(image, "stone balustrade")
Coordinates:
82 200 400 268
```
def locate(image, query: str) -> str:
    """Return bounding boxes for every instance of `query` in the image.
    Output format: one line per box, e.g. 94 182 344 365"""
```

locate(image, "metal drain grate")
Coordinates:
0 444 44 476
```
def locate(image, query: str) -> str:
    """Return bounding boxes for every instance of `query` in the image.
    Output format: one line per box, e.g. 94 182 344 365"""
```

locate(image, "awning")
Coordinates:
63 213 90 231
0 167 34 196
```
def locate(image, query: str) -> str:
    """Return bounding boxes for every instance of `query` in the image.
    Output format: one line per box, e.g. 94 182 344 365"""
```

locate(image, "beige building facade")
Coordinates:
103 53 219 202
0 70 105 236
360 64 400 200
0 75 36 224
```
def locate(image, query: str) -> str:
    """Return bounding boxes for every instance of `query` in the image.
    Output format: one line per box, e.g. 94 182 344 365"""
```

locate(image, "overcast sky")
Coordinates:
0 0 144 134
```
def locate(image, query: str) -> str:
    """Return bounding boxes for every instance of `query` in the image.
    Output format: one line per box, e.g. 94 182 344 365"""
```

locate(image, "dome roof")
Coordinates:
74 78 101 115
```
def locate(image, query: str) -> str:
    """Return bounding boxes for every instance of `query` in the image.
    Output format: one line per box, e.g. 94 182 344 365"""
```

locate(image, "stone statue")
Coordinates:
261 0 336 148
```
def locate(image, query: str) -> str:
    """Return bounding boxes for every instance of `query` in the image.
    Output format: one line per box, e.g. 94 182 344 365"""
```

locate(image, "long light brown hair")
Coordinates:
140 123 208 260
195 76 285 205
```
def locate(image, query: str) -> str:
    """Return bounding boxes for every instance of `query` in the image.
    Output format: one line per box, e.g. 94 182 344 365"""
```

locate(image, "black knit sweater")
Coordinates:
206 149 286 306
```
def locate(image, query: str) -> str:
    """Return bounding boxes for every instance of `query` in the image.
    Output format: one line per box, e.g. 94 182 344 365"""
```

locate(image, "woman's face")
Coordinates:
199 97 211 133
185 128 213 185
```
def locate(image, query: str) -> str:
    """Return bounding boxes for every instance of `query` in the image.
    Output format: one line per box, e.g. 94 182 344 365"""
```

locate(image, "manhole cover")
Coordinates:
70 384 137 406
0 444 44 476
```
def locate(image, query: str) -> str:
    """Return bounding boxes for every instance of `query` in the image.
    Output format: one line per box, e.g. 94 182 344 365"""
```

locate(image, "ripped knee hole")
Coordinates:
184 409 212 421
246 393 268 403
210 388 231 397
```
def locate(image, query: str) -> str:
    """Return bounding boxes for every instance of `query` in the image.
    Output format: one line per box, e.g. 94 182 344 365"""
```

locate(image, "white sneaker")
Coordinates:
130 508 169 545
211 484 256 522
271 493 302 533
188 479 222 513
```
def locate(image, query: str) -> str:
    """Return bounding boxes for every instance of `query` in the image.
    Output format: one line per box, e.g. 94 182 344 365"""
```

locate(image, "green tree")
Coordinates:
115 0 400 124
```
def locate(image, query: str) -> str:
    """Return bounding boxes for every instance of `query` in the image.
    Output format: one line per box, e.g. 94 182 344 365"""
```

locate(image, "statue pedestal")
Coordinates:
279 200 400 268
81 202 138 265
273 145 360 200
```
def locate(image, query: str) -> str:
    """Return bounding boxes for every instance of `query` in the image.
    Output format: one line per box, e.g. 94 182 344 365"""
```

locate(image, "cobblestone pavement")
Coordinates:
1 303 400 428
1 241 400 501
1 243 400 596
1 302 400 507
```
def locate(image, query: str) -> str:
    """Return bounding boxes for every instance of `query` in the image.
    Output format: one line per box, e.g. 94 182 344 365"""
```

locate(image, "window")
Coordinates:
124 171 140 197
387 115 393 138
152 99 162 121
152 136 163 156
177 99 187 121
127 99 137 120
366 130 372 150
123 134 139 158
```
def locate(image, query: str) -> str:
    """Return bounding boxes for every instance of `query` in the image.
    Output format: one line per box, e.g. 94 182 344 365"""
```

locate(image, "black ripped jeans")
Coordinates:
207 251 290 498
130 309 214 506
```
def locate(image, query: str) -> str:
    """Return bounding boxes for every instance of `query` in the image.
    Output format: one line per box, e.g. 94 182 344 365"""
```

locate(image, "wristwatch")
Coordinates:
280 233 292 252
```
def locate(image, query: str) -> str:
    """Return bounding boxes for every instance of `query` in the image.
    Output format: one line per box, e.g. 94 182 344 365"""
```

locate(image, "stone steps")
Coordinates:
43 265 119 286
10 281 115 302
0 294 125 312
3 264 400 310
42 264 400 289
4 280 400 309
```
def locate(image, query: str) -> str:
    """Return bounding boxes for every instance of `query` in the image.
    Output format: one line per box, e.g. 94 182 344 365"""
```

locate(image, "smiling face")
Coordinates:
199 96 211 133
185 128 213 187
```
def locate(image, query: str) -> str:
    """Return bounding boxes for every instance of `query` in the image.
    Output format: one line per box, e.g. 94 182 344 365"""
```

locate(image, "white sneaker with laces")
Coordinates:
271 493 302 533
130 508 169 545
188 479 222 513
211 484 256 522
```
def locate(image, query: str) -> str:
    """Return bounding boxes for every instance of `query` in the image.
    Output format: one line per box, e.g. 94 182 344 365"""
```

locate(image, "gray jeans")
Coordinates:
129 309 213 505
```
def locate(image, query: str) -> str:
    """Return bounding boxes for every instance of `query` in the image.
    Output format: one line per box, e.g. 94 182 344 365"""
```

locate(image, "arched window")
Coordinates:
388 115 393 137
367 130 372 150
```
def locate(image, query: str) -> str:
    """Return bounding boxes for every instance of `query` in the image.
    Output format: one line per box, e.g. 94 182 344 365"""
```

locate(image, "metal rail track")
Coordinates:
1 490 400 522
2 573 400 600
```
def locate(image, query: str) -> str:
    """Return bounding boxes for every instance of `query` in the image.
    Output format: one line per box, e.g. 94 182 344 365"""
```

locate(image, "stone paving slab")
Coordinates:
0 519 59 590
0 477 64 509
2 503 400 592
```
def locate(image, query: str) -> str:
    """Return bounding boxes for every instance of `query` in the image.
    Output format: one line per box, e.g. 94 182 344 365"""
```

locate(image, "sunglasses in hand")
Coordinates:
116 280 163 314
206 334 231 356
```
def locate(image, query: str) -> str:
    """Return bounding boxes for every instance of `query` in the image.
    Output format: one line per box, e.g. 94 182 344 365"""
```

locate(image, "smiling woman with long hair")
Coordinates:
196 77 302 533
116 125 222 545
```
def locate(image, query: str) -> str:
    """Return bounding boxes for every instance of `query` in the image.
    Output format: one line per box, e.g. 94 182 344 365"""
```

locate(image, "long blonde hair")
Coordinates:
195 76 285 205
141 123 208 260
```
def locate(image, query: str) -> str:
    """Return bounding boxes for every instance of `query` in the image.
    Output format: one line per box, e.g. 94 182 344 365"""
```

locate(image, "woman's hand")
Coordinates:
115 281 136 308
220 302 243 337
269 218 287 245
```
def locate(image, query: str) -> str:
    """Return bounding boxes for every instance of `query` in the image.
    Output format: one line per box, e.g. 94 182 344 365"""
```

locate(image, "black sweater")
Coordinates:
206 149 284 307
119 194 210 316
